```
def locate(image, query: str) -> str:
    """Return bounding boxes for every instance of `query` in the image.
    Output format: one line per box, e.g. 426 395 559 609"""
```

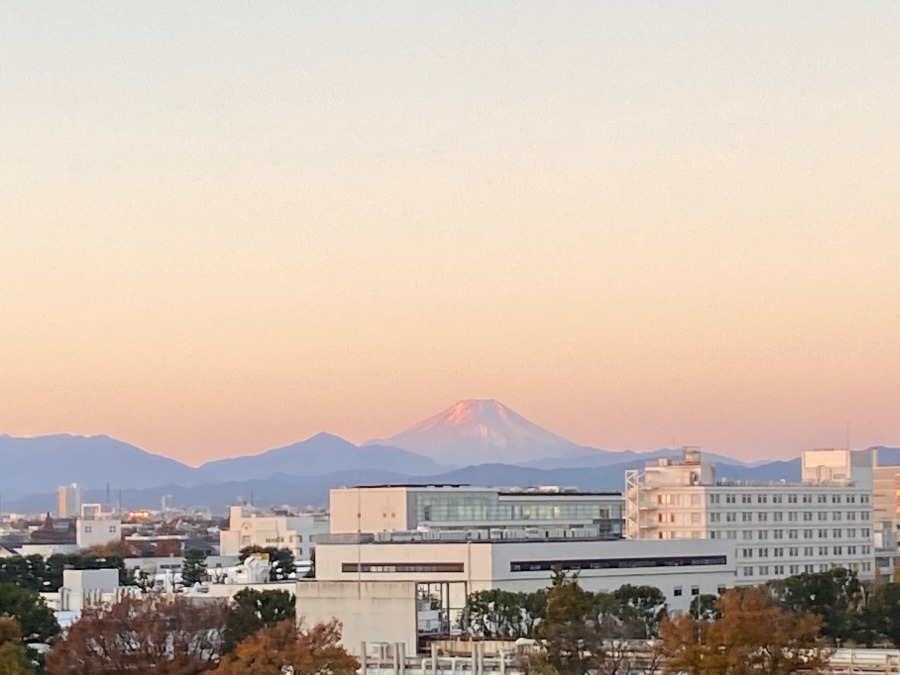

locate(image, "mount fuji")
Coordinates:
365 399 605 466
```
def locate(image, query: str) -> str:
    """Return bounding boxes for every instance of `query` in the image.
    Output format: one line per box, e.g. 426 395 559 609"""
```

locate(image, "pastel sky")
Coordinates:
2 2 899 466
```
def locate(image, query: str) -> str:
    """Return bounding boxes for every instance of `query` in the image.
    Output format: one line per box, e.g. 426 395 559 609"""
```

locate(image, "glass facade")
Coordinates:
413 491 624 538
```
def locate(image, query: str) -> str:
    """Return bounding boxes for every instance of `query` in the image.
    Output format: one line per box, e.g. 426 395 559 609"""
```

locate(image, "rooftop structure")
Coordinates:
329 484 624 540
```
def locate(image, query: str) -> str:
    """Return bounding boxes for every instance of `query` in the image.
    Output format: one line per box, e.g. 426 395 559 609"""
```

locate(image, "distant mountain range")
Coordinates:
366 399 600 466
3 400 899 514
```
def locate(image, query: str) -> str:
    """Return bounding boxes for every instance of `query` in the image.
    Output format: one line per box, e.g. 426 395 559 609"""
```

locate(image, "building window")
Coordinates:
726 495 736 504
758 531 768 540
817 495 827 504
743 531 753 541
84 526 92 533
773 512 784 522
343 563 465 573
691 586 700 596
802 512 812 521
788 512 798 522
772 495 783 504
743 566 754 577
726 513 736 522
802 495 812 504
742 512 753 522
788 494 797 504
832 495 842 504
833 512 842 521
673 586 683 596
774 547 784 557
817 512 828 521
833 528 842 538
507 554 728 573
833 546 843 556
742 548 753 558
847 512 856 521
108 526 116 534
759 565 769 576
758 512 768 522
742 495 752 504
788 530 799 539
759 548 769 557
774 530 784 539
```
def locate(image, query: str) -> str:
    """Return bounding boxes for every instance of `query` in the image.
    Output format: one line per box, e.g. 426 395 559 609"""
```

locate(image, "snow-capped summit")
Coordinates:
366 399 593 466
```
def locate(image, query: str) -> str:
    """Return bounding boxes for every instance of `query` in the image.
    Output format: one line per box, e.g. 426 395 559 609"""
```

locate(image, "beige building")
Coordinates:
57 483 83 518
219 505 329 561
329 484 624 539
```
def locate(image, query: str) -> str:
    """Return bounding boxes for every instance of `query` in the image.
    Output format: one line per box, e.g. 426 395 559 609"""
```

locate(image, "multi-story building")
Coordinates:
329 484 624 540
625 447 875 585
75 504 122 549
57 483 83 518
219 505 328 562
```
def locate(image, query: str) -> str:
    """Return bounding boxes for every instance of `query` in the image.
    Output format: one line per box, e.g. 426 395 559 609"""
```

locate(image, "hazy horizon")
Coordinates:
3 3 899 464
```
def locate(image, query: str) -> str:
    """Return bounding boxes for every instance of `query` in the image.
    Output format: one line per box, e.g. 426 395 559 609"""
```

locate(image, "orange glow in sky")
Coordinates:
2 4 899 465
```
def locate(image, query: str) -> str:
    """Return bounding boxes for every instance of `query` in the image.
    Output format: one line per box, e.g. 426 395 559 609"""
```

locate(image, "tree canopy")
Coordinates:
213 619 358 675
660 586 830 675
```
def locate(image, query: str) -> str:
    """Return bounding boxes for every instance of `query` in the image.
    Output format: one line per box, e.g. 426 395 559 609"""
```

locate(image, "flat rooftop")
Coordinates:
342 484 621 496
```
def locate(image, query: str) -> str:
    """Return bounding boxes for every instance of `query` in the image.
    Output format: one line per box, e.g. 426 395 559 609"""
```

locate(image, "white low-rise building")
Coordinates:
624 447 875 585
75 504 122 549
313 533 734 614
219 505 328 562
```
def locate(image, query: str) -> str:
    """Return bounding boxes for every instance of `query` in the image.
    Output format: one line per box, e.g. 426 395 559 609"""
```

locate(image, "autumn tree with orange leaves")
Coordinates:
44 594 229 675
212 619 358 675
659 585 831 675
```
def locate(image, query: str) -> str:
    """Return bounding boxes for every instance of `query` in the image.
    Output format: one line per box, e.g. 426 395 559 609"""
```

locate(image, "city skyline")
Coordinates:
3 3 899 464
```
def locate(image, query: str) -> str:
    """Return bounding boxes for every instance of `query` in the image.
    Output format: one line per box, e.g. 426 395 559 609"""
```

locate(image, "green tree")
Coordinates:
238 546 296 582
611 584 667 638
182 549 208 586
881 583 900 647
223 588 296 655
690 593 719 620
0 617 34 675
774 568 864 643
534 569 600 675
0 583 60 654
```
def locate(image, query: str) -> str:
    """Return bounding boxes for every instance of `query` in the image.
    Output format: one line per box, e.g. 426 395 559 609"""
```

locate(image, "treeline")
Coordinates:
462 567 900 649
0 553 129 592
0 544 300 594
460 583 668 640
0 584 355 675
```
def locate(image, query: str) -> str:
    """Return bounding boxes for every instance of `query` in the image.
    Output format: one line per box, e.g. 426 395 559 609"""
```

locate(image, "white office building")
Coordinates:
75 504 122 549
329 484 624 540
219 505 329 562
313 533 734 615
624 447 875 584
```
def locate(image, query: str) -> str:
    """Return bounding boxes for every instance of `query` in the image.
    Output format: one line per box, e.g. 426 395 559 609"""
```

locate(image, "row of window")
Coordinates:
742 562 872 577
710 527 870 541
709 494 868 505
508 554 728 573
739 545 870 558
707 510 869 523
342 563 465 573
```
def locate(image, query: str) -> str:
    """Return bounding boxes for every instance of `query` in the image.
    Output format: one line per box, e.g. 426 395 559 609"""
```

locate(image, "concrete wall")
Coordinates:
330 487 412 534
295 580 418 657
75 517 121 549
